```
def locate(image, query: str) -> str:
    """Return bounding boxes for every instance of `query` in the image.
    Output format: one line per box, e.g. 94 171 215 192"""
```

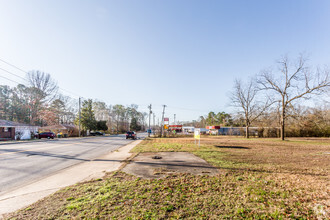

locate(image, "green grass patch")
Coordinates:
6 137 329 219
7 172 321 219
132 137 330 176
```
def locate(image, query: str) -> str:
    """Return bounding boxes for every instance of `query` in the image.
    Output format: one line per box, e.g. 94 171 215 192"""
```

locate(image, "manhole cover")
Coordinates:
152 156 162 159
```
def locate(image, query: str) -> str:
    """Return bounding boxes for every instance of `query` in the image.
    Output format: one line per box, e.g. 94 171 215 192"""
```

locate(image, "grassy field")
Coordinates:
132 136 329 176
6 136 329 219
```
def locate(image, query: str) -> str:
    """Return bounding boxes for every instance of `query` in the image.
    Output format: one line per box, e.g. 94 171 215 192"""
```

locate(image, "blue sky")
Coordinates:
0 0 329 122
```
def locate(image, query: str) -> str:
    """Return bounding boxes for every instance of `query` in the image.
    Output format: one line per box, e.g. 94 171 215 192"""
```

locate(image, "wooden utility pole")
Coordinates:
78 97 81 137
160 105 166 137
148 104 152 137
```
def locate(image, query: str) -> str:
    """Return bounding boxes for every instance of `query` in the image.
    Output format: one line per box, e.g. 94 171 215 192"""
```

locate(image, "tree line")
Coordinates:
0 71 76 125
1 55 329 139
0 71 147 134
196 55 330 140
79 100 147 134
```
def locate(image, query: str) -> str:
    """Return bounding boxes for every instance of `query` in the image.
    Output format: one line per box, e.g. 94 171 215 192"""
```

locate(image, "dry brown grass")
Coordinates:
133 136 330 176
132 136 330 218
5 136 329 219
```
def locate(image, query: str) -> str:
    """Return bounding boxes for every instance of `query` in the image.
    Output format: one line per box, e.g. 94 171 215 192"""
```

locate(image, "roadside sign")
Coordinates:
194 128 201 147
164 117 169 121
194 129 200 140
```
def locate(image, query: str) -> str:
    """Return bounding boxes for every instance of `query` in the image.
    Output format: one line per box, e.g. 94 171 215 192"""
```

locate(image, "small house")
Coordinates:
39 124 77 137
0 120 39 140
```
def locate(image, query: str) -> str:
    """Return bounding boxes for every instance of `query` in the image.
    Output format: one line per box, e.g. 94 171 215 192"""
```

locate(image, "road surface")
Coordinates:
0 133 146 195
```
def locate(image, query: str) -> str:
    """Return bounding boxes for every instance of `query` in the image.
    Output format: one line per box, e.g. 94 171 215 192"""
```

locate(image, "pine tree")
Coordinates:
81 99 97 131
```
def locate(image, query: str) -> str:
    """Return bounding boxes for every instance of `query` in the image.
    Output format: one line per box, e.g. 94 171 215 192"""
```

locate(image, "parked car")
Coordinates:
38 132 55 139
126 131 137 140
90 131 105 136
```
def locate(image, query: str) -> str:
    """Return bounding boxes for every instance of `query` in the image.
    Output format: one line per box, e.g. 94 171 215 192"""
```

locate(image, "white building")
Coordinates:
0 120 39 140
195 128 209 134
182 126 195 133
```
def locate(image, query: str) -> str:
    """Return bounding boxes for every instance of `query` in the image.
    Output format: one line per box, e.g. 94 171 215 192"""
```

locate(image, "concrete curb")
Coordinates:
0 139 143 218
0 135 121 146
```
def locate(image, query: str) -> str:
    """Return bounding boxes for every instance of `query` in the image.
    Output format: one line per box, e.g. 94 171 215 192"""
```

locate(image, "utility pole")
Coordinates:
160 105 166 137
148 104 152 137
174 114 176 125
78 97 81 137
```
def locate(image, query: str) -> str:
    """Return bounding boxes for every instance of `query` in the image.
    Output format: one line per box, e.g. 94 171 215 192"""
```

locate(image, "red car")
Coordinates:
38 132 55 139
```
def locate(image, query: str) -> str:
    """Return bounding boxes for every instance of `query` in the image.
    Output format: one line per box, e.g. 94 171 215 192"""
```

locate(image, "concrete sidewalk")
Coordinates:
0 140 142 218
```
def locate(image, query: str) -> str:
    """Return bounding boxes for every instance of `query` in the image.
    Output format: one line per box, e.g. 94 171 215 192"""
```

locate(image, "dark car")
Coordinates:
90 131 105 136
126 131 137 140
38 132 55 139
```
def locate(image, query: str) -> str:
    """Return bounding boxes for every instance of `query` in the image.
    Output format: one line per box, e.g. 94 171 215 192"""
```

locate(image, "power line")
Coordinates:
139 104 207 112
168 105 210 112
140 104 209 113
0 58 27 74
58 88 80 98
0 66 79 97
0 58 80 98
0 67 26 82
0 75 22 85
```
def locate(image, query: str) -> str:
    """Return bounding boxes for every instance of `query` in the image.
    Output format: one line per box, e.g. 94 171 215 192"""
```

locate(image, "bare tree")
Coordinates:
27 70 58 102
231 78 272 138
198 116 206 128
112 104 125 133
257 55 330 140
93 101 109 121
25 71 58 125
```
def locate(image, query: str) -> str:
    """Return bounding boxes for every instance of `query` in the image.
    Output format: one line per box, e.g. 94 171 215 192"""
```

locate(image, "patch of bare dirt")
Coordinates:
122 152 219 179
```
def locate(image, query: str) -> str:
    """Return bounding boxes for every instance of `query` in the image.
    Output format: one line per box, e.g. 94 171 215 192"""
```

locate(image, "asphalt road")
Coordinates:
0 133 146 195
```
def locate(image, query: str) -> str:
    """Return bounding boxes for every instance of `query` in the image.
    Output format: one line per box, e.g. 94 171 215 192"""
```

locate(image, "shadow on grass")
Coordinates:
215 146 250 149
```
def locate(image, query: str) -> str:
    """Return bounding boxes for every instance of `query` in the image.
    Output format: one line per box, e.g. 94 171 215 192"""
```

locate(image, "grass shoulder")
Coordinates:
5 136 329 219
6 171 325 219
